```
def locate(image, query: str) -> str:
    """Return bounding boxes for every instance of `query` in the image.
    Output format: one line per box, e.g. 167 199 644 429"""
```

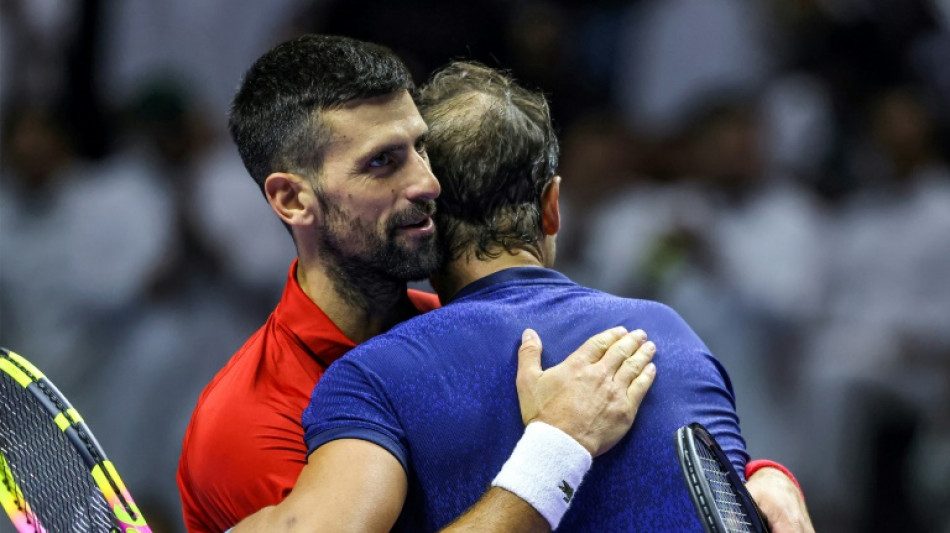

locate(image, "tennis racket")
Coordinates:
0 347 151 532
675 422 770 533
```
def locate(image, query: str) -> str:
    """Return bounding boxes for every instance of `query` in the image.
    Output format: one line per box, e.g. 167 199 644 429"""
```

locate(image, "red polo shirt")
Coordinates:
176 260 439 532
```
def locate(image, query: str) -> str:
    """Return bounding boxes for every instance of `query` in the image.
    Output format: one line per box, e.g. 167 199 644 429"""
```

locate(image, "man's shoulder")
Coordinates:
181 319 321 456
342 318 434 363
610 293 683 317
191 325 272 406
533 281 683 320
330 306 455 378
540 286 701 347
198 316 324 397
178 320 315 530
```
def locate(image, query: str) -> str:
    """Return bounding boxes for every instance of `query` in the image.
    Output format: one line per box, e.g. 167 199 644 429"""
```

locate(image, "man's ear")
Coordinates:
541 175 561 236
264 172 317 227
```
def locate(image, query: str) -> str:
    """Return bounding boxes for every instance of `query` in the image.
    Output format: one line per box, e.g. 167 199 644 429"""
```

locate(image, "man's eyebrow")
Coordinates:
363 129 429 157
363 141 405 158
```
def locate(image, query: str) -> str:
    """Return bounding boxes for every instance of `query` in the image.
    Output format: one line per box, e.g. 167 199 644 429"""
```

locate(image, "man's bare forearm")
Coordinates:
440 487 549 532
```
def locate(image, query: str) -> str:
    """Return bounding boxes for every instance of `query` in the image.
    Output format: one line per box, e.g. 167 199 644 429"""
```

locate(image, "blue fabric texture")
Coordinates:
302 267 747 532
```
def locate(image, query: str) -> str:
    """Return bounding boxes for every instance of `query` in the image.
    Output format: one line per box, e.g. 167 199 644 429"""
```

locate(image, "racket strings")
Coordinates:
4 355 135 518
0 371 116 532
696 442 756 532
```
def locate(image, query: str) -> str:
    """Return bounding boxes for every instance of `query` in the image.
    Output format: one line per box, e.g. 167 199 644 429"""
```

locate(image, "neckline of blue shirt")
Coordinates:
448 266 571 304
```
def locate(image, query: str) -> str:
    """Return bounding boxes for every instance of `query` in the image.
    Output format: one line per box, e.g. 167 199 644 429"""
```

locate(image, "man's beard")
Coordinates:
315 193 443 293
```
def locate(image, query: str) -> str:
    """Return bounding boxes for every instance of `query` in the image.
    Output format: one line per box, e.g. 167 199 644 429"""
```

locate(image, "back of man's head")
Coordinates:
416 62 559 262
230 34 414 191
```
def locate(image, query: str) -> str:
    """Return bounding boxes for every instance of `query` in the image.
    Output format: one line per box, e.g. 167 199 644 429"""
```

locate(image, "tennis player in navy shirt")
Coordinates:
301 62 750 531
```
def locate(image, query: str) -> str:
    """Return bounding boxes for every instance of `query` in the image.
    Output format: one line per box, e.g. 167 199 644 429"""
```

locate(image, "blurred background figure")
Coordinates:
1 0 948 531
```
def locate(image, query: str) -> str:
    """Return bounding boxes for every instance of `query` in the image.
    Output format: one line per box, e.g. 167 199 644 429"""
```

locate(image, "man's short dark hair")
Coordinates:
229 34 414 190
415 61 559 261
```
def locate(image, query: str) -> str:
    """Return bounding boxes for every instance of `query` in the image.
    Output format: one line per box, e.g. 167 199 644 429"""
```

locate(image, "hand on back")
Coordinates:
516 327 657 456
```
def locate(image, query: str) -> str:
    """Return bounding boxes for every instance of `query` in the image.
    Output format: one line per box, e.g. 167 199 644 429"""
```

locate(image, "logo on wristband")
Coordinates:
559 480 575 503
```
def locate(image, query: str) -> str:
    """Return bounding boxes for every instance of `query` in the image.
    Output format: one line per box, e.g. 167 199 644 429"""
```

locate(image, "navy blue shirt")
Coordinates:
302 267 747 532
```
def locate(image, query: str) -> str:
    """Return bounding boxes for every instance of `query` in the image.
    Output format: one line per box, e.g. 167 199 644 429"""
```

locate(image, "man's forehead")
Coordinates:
334 90 414 112
323 91 426 144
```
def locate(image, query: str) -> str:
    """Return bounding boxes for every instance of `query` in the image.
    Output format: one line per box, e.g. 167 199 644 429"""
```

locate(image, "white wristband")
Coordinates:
491 421 593 529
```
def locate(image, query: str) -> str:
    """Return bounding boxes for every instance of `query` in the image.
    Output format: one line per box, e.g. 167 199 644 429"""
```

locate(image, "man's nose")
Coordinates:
405 151 440 202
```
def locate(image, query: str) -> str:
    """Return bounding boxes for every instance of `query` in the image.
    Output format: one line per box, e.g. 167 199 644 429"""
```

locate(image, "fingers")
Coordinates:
615 337 657 403
613 337 655 384
516 329 544 394
565 326 628 365
626 362 656 404
601 330 648 374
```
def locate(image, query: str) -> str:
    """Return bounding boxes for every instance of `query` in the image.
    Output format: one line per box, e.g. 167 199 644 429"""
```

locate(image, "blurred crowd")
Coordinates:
2 0 949 531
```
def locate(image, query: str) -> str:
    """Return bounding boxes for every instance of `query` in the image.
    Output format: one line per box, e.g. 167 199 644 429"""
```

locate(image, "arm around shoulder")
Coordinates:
231 439 408 533
229 436 551 533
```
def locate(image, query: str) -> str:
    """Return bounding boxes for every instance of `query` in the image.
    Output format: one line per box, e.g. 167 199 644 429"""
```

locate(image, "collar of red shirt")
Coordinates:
274 259 441 367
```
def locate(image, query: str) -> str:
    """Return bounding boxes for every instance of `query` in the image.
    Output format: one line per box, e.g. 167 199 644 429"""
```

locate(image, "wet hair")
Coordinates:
415 61 559 261
229 34 414 190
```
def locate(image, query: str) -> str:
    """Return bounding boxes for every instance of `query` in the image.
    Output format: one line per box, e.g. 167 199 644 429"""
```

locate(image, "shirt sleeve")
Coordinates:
301 358 410 472
701 352 750 479
650 301 749 477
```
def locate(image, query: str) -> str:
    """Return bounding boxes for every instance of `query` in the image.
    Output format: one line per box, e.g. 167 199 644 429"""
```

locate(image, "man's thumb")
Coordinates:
516 328 543 390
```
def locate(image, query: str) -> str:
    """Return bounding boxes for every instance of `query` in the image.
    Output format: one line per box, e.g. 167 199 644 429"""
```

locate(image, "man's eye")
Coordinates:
415 140 427 154
369 153 393 168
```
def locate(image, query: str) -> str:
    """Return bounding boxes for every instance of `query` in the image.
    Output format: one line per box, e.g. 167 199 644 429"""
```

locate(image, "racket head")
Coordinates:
0 347 151 532
675 422 770 533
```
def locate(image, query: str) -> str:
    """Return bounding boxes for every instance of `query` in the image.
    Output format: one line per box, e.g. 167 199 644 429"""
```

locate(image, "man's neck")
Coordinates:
432 249 544 303
296 261 416 344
